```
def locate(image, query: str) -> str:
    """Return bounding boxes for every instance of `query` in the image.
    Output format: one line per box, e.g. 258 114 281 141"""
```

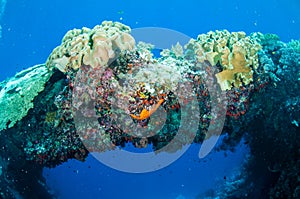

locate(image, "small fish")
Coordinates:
130 99 164 120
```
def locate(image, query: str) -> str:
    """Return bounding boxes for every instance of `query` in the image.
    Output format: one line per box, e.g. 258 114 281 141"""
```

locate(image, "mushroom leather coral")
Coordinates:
185 30 261 90
46 21 135 73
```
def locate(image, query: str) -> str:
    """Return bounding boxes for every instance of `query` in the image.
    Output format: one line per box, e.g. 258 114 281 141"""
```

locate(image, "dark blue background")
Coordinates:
43 140 248 199
0 1 299 198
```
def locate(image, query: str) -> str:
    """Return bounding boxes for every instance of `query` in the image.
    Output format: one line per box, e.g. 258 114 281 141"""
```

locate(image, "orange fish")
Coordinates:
130 99 164 120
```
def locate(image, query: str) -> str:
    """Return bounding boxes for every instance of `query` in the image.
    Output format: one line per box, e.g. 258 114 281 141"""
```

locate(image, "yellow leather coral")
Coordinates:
186 30 261 90
46 21 135 73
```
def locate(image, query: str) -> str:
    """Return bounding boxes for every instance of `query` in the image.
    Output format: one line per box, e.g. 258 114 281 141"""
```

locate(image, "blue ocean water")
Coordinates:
44 138 248 199
0 1 299 198
1 0 299 81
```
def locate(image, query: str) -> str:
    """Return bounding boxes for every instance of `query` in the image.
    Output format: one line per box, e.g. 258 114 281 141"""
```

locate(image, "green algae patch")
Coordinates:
0 64 51 131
